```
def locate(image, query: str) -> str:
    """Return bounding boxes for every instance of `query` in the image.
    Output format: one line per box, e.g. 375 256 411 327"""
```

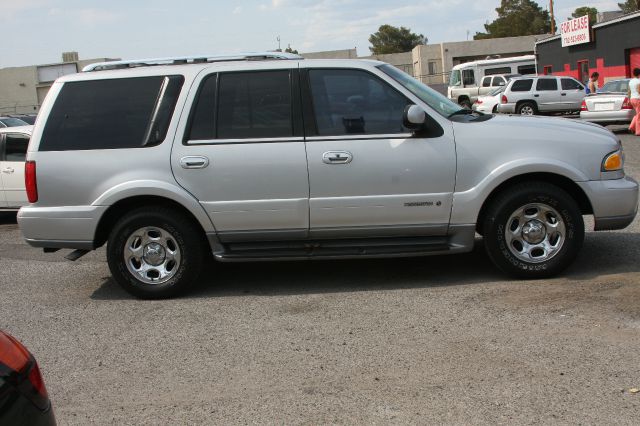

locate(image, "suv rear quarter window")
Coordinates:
510 79 533 92
560 78 583 90
40 76 184 151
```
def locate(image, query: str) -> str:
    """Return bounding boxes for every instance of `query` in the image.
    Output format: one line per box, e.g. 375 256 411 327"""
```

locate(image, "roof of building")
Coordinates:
536 10 640 45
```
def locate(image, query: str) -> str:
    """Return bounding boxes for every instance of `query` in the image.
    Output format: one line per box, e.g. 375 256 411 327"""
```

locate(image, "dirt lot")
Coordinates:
1 128 639 425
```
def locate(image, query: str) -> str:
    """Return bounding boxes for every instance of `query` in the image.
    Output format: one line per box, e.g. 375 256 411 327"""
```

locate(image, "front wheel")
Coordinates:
482 182 584 278
107 207 206 299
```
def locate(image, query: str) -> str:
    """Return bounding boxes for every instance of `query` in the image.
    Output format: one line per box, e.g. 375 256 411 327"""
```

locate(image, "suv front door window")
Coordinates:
303 67 456 238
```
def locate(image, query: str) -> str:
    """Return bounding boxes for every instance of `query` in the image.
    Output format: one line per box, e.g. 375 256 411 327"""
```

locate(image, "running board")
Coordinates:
214 236 454 262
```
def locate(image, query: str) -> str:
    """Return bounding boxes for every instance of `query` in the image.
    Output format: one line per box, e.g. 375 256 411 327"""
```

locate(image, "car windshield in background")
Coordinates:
0 117 28 127
379 64 463 118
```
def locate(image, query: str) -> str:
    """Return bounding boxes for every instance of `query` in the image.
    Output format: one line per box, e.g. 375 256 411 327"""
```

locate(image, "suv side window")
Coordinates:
561 78 583 90
217 71 293 139
510 79 533 92
481 76 492 87
4 133 29 161
308 69 410 136
536 78 558 91
41 76 184 151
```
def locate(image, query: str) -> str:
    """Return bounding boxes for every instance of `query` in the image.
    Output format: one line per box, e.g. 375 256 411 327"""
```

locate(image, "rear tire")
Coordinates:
482 182 584 278
517 102 537 115
107 207 206 299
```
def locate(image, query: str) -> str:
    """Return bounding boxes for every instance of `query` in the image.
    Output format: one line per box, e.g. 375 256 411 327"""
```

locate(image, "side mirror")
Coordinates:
403 105 426 131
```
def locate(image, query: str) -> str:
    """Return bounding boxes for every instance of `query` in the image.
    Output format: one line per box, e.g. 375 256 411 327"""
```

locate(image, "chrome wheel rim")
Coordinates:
504 203 565 263
520 105 534 115
124 227 181 284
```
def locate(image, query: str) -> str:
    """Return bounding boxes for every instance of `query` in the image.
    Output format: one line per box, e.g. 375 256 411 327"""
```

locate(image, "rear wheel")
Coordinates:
482 182 584 278
107 207 206 299
517 102 537 115
459 98 472 109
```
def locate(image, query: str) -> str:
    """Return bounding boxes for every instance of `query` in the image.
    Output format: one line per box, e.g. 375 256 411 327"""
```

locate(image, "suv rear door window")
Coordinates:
510 79 533 92
536 78 558 91
40 76 184 151
560 78 583 90
217 71 292 139
308 69 410 136
4 134 29 161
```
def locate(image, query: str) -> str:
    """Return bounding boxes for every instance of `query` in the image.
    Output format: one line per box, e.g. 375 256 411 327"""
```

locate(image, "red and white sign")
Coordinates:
560 16 591 47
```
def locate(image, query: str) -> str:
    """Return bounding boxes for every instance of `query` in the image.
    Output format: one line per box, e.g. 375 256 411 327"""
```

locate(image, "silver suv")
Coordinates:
18 53 639 298
497 76 585 115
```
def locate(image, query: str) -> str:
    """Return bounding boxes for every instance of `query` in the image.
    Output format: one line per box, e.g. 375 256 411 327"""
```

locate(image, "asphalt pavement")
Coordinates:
1 127 639 425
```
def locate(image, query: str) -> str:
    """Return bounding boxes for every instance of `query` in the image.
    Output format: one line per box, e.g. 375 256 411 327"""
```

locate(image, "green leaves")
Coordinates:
474 0 554 40
368 25 425 55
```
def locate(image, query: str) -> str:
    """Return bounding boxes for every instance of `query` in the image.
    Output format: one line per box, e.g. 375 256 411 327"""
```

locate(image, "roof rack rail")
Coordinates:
82 52 303 72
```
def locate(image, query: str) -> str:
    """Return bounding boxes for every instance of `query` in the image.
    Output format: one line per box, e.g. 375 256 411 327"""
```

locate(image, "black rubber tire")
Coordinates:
516 101 537 115
482 182 584 279
459 98 472 109
107 207 206 299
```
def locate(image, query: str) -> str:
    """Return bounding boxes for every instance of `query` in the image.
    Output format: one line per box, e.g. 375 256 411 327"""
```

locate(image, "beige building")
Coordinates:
0 52 117 114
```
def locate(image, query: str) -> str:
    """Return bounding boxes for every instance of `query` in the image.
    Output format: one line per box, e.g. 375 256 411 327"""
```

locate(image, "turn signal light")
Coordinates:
622 97 632 110
602 151 623 171
501 95 508 104
580 100 588 111
25 161 38 203
475 99 483 104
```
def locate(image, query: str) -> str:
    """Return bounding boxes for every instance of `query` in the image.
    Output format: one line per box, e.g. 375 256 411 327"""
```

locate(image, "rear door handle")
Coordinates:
180 156 209 169
1 167 14 174
322 151 353 164
561 93 567 96
533 94 539 97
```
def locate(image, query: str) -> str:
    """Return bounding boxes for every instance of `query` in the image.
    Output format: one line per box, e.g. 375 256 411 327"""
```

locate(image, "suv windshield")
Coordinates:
380 64 463 118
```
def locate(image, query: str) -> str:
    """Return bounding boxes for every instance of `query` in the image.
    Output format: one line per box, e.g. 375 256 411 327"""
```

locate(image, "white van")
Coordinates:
448 55 536 107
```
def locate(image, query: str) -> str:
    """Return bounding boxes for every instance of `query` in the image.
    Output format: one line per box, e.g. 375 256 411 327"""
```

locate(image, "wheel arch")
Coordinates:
475 172 594 234
515 99 538 111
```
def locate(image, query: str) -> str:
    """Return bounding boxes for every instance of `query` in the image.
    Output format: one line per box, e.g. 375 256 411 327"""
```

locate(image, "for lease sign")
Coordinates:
560 16 590 47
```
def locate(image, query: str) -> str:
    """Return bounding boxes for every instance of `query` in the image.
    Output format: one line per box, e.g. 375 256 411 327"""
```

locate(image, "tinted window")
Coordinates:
4 133 29 161
481 77 492 87
600 81 617 92
217 71 292 139
561 78 583 90
309 69 410 136
0 118 28 127
462 69 475 86
40 76 183 151
510 79 533 92
188 74 217 140
536 78 558 91
485 67 511 76
517 64 536 75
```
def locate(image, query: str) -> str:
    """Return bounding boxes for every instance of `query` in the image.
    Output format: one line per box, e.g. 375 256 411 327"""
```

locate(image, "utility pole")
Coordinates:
549 0 555 34
277 35 281 51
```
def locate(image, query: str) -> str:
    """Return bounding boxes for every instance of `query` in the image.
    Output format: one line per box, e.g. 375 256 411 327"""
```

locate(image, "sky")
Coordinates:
0 0 622 68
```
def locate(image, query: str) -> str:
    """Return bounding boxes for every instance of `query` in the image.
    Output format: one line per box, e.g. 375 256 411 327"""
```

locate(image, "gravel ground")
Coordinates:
1 128 639 425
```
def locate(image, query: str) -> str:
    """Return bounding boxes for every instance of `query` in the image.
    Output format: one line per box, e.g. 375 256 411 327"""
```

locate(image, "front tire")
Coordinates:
107 207 206 299
482 182 584 278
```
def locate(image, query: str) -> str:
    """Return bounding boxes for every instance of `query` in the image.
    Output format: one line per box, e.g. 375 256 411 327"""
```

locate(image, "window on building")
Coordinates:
41 76 184 151
308 69 410 136
216 71 293 139
517 64 536 75
484 67 511 76
536 78 558 91
510 79 533 92
560 78 583 90
543 66 553 75
4 133 29 161
428 61 437 75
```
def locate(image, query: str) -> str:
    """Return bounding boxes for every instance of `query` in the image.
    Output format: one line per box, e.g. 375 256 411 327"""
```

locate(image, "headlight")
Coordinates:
602 149 624 172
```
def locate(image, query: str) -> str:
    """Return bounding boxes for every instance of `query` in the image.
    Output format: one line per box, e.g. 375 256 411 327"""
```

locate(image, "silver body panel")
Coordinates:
580 93 635 123
16 58 639 256
497 76 584 114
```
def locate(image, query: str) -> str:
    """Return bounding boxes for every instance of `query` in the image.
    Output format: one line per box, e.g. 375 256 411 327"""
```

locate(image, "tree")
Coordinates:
284 45 298 54
570 6 598 26
474 0 555 40
618 0 639 13
368 25 425 55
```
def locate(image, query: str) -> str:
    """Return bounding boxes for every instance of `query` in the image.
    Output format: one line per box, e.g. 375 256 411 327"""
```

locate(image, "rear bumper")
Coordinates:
497 103 516 114
18 205 107 249
580 109 635 123
577 176 639 231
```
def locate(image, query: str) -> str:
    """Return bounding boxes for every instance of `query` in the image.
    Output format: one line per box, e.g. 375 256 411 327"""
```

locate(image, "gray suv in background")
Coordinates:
18 53 638 298
497 76 585 115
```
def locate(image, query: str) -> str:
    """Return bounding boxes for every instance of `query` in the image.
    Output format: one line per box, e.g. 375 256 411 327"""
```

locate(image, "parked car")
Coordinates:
18 53 638 298
497 76 585 115
0 126 32 210
0 330 56 425
472 86 506 113
0 116 28 128
581 79 635 124
8 114 37 125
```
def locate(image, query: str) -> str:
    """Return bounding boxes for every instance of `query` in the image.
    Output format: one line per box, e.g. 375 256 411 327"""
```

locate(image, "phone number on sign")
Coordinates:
563 33 588 44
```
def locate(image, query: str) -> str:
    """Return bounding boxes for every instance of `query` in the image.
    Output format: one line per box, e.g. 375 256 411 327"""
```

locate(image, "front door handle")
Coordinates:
180 156 209 169
534 94 539 97
560 93 567 96
322 151 353 165
1 167 14 174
